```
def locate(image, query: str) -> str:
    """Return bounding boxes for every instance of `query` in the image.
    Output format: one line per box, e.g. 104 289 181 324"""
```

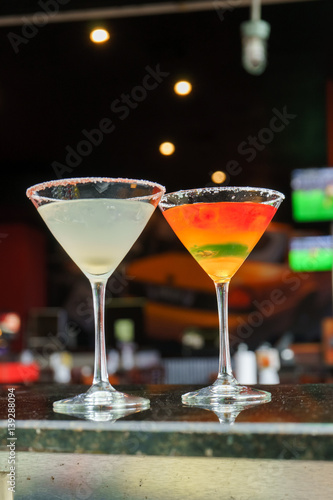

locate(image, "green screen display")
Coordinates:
289 236 333 272
291 168 333 222
292 190 333 222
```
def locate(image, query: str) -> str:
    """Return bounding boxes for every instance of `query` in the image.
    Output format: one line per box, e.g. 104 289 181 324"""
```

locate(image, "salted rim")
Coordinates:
160 186 285 207
26 177 166 203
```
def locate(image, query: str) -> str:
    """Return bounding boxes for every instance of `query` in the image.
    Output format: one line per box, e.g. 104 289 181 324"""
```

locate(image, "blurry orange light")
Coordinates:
211 170 227 184
90 28 110 43
174 81 192 96
159 142 175 156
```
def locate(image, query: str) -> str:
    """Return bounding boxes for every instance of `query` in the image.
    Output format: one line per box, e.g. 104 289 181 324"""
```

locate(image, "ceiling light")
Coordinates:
90 28 110 44
159 142 175 156
174 81 192 96
240 0 270 75
211 171 227 184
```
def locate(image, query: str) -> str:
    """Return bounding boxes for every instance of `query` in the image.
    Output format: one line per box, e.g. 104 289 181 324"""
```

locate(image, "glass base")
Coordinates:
53 382 150 418
182 377 271 406
53 405 147 422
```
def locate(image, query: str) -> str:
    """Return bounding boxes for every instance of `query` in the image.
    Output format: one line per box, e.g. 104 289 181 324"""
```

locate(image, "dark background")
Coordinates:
0 0 333 353
0 0 332 227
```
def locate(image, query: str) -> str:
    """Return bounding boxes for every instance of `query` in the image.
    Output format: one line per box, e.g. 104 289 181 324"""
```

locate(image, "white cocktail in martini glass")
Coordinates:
27 177 165 415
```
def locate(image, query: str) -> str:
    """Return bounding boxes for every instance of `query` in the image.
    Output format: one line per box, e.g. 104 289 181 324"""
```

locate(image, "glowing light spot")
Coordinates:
211 171 227 184
90 28 110 44
174 81 192 96
159 142 175 156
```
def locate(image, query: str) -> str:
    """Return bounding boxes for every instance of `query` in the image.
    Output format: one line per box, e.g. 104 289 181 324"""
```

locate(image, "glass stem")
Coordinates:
215 281 235 382
91 279 110 387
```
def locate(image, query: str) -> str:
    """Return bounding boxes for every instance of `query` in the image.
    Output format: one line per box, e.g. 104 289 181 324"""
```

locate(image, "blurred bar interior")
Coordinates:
1 0 333 387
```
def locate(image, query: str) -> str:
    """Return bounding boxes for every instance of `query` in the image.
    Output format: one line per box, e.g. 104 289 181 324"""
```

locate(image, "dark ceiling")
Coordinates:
0 0 332 225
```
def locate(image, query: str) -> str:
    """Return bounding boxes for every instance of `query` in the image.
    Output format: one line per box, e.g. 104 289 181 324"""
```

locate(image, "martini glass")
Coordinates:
160 186 284 406
27 177 165 415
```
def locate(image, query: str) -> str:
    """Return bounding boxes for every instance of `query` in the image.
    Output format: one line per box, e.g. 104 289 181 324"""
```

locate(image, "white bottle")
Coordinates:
234 343 257 385
256 344 280 385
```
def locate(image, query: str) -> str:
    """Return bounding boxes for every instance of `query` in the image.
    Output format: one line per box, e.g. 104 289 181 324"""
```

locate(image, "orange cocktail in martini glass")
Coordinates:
160 186 284 407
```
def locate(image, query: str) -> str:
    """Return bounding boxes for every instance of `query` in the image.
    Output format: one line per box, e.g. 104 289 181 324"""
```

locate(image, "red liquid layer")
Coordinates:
163 201 277 282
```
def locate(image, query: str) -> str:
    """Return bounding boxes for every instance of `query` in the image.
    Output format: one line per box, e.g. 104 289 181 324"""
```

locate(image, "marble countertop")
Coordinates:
1 383 333 460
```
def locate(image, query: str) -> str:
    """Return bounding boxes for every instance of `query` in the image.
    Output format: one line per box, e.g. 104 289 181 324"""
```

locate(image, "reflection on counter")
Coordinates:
1 383 333 427
183 399 271 425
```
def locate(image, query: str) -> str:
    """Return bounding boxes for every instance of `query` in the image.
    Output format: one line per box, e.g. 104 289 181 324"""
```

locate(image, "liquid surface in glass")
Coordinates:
39 198 154 277
163 201 276 282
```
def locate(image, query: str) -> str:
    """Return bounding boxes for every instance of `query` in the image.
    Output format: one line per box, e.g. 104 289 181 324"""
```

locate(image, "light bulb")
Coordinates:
90 28 110 43
211 171 227 184
174 81 192 96
159 142 175 156
240 20 270 75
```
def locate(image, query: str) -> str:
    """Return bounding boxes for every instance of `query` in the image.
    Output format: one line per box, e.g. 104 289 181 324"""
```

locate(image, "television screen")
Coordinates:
291 168 333 221
289 235 333 272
